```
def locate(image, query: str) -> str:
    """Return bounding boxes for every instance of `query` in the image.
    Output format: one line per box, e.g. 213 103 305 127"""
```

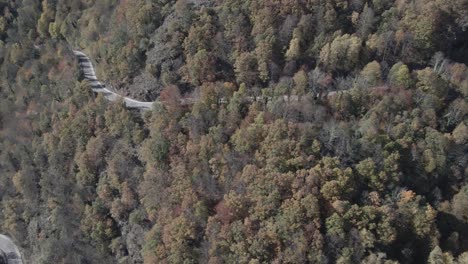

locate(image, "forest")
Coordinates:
0 0 467 263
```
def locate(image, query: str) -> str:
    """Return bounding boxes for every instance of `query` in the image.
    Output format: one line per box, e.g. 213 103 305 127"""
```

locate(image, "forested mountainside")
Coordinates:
0 0 467 263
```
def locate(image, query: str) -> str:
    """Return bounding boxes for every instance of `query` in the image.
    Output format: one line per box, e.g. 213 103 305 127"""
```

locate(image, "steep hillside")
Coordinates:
0 0 467 263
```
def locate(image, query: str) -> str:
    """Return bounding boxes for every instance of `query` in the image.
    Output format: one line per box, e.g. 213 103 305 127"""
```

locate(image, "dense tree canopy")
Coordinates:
0 0 467 263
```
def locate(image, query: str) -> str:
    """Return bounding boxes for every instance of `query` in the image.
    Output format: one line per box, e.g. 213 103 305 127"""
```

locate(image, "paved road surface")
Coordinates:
0 235 23 264
74 50 154 110
73 50 381 110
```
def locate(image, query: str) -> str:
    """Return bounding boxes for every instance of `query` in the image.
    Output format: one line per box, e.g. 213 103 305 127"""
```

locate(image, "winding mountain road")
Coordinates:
73 50 376 110
0 235 23 264
74 50 154 110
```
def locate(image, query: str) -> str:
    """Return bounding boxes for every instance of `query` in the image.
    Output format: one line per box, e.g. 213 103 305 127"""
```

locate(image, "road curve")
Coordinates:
73 50 154 110
0 235 23 264
73 50 381 110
